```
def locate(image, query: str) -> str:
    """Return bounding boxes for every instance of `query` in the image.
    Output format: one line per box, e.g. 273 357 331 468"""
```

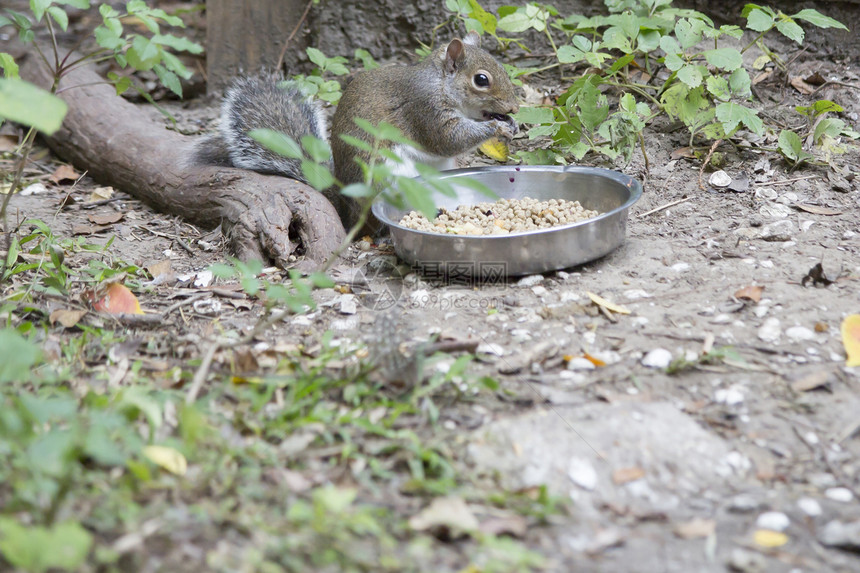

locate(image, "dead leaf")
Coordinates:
670 147 697 160
91 283 143 315
142 445 187 475
674 518 716 539
479 138 509 162
234 348 259 372
0 134 18 151
146 259 172 279
790 76 815 95
753 70 773 85
842 314 860 367
734 285 764 303
804 71 826 86
587 292 631 315
88 186 114 202
583 352 606 367
49 309 88 328
88 212 124 225
478 515 528 538
754 529 788 548
814 322 828 333
790 369 833 392
612 466 645 485
794 204 843 216
49 164 79 184
409 497 479 536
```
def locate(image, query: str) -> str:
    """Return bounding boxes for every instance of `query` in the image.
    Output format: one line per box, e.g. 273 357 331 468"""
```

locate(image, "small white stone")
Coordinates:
567 357 596 370
756 511 790 532
709 170 732 187
760 260 774 268
642 348 673 369
715 385 745 406
757 317 781 343
801 220 815 233
20 183 50 195
671 262 690 272
193 270 214 288
560 291 581 302
759 203 793 219
477 342 505 356
786 326 815 342
556 271 570 280
752 305 770 318
531 285 548 296
623 289 652 300
755 187 778 200
292 315 312 326
711 314 732 324
567 457 598 490
517 274 544 287
797 497 822 517
825 487 854 503
339 295 357 315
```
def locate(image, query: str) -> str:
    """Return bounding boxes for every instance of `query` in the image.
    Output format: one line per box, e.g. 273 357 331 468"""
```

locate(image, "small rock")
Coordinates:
758 203 792 219
830 175 852 193
775 191 798 205
715 385 745 406
753 158 770 173
193 270 214 288
754 188 778 201
819 520 860 550
623 289 652 300
477 342 505 356
785 326 815 342
671 262 690 272
642 348 673 369
566 357 596 371
20 183 49 196
567 457 598 490
728 173 750 192
757 318 781 343
709 170 732 188
339 295 357 315
825 487 854 503
759 219 794 241
756 511 790 532
531 285 548 296
800 220 814 233
797 497 822 517
711 313 733 324
517 274 544 287
728 494 760 514
728 548 767 573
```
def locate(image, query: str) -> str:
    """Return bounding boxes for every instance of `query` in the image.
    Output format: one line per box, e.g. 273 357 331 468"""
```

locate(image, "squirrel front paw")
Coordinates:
492 115 519 141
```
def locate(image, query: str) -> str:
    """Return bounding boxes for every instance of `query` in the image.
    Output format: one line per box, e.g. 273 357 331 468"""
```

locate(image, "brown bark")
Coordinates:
21 49 345 267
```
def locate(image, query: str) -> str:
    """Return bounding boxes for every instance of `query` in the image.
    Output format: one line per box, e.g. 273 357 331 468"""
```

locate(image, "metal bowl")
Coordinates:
372 165 643 277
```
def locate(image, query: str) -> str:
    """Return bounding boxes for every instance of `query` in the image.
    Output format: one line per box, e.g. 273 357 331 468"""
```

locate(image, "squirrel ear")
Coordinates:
463 31 481 48
444 38 465 74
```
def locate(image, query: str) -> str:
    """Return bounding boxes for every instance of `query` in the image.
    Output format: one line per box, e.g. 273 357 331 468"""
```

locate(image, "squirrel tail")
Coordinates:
192 74 328 182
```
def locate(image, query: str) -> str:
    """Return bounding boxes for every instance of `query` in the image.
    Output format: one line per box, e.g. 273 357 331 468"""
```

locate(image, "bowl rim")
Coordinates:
372 165 643 240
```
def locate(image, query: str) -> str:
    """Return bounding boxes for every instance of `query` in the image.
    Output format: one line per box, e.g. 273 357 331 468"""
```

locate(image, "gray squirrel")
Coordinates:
193 32 520 228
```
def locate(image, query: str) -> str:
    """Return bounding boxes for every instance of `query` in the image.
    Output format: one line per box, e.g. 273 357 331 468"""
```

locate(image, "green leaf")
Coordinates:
27 429 76 476
659 34 681 54
677 64 703 88
0 519 93 573
664 52 684 72
338 134 373 153
301 135 331 163
467 0 497 34
814 117 845 143
340 183 374 197
354 48 378 70
557 45 585 64
47 6 69 31
249 129 303 159
775 18 804 44
675 18 703 50
703 48 743 71
746 8 774 32
20 394 77 423
301 160 335 190
778 129 811 162
153 64 181 97
729 68 751 97
398 177 437 220
706 75 730 99
792 9 848 30
716 102 764 135
30 0 51 22
150 34 203 54
306 47 327 68
637 29 661 52
498 5 547 33
0 78 67 135
0 53 19 78
796 100 843 116
94 25 124 50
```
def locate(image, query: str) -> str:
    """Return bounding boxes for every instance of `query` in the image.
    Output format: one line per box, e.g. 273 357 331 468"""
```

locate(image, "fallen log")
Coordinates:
21 48 345 267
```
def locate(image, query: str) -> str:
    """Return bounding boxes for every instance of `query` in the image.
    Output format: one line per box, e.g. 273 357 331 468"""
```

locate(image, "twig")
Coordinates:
636 196 692 218
160 292 211 317
811 80 860 96
756 174 818 187
186 342 219 404
275 0 316 71
698 139 722 191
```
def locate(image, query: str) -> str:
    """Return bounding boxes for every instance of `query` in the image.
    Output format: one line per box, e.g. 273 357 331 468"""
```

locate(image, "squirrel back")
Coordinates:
192 74 327 183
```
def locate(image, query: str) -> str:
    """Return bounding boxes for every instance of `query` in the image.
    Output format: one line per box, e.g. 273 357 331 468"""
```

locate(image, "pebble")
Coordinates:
758 203 792 219
711 313 732 324
825 487 854 503
754 187 778 200
757 318 781 343
641 348 673 369
759 220 794 241
818 520 860 550
709 170 732 187
728 494 760 513
567 457 598 490
20 183 49 195
797 497 822 517
785 326 815 342
339 295 357 315
194 270 214 288
531 285 548 297
671 262 690 272
775 191 798 205
623 289 652 300
517 274 544 287
756 511 790 532
566 357 596 371
715 385 745 406
728 548 767 573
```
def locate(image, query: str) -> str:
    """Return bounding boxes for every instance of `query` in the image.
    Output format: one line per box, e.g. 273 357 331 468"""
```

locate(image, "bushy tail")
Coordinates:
192 74 328 183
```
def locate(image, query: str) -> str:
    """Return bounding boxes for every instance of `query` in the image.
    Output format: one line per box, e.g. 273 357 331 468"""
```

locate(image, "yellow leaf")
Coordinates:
753 529 788 548
479 138 509 162
142 445 187 476
841 314 860 367
586 291 631 315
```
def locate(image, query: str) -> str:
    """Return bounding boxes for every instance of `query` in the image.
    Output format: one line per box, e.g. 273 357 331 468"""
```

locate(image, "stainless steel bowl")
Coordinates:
372 165 642 277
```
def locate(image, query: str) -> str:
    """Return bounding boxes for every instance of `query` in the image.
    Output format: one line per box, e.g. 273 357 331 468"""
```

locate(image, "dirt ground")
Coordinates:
3 5 860 573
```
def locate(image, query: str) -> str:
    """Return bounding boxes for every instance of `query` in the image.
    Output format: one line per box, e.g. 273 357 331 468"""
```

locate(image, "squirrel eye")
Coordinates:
473 73 491 88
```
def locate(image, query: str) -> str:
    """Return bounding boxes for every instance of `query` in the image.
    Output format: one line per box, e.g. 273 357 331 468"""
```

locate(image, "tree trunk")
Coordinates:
21 49 345 268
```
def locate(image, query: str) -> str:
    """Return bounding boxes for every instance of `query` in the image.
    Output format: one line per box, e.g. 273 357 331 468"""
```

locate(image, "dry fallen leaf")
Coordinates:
790 76 815 95
794 204 843 216
478 515 528 538
790 370 833 393
146 259 172 279
670 147 697 160
49 164 79 184
91 283 143 315
841 315 860 367
587 292 631 315
0 134 18 152
88 186 114 202
734 285 764 303
612 466 645 485
583 352 606 367
142 445 187 476
49 309 88 328
674 518 716 539
88 212 124 225
479 138 509 162
753 529 789 548
408 497 479 535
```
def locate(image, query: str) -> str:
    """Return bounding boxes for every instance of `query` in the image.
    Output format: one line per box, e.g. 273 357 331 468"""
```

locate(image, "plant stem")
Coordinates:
741 26 772 54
